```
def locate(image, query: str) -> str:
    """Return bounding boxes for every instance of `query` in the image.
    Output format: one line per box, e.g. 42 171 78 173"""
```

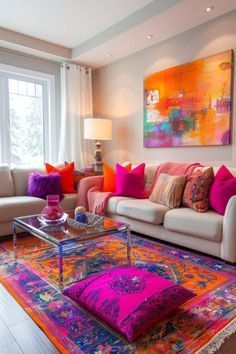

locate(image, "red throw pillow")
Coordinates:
103 163 132 192
209 165 236 215
45 162 75 194
115 163 147 198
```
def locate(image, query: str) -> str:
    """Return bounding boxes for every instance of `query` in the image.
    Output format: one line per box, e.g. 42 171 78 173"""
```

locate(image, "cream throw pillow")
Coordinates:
150 173 186 208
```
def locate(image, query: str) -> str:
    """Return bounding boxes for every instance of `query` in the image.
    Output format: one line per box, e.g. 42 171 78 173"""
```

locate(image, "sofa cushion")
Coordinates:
0 165 14 197
117 199 169 224
182 167 214 212
28 172 62 199
106 196 133 214
103 163 131 192
0 196 46 223
164 208 223 242
115 163 147 199
209 165 236 215
11 166 45 196
150 173 186 208
45 162 76 193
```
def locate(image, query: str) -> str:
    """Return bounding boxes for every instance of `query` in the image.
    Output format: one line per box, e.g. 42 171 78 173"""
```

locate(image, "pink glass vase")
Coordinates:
42 195 64 221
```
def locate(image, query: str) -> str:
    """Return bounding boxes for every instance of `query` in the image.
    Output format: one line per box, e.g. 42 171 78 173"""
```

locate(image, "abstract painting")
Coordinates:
143 50 233 147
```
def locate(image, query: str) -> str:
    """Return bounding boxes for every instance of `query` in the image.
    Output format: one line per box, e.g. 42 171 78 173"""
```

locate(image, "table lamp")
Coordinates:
84 118 112 172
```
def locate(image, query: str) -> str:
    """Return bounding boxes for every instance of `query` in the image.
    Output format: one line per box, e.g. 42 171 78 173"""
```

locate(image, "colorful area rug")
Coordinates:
0 233 235 353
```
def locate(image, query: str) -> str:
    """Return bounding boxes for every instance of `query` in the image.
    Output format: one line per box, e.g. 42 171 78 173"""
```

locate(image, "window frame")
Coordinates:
0 63 56 166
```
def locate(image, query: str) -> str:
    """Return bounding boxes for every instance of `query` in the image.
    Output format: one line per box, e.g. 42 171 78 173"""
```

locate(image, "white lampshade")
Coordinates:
84 118 112 140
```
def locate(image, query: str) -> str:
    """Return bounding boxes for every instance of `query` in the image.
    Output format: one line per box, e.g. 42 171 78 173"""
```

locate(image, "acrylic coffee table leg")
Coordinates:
126 226 131 266
13 222 18 260
58 245 63 290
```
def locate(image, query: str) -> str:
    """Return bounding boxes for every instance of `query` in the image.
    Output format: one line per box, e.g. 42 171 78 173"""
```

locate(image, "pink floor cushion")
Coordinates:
63 266 195 342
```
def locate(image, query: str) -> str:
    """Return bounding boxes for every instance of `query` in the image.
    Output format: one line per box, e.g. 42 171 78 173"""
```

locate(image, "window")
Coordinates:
8 78 44 165
0 65 55 166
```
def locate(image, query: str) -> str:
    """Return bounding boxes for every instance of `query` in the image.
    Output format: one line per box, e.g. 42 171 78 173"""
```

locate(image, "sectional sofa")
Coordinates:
1 163 236 263
0 164 77 237
77 164 236 264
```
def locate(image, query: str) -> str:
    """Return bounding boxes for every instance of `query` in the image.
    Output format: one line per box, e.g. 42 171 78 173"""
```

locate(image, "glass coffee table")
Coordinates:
13 211 131 290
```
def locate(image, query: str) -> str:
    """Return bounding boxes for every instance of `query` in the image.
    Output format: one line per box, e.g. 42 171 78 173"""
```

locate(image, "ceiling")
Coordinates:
0 0 235 68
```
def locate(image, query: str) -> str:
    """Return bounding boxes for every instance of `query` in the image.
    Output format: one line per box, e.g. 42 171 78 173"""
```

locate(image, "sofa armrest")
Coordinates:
76 175 104 210
222 196 236 263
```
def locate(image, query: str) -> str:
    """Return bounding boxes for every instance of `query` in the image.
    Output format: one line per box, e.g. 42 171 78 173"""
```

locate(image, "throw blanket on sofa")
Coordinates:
154 161 202 182
76 175 113 216
88 189 113 215
76 175 104 211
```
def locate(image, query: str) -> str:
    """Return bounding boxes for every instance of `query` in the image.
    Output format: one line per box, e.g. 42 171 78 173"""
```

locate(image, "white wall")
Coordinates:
93 10 236 167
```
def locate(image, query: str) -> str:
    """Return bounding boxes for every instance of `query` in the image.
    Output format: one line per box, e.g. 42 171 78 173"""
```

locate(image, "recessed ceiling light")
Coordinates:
106 53 112 57
205 6 215 12
146 34 154 40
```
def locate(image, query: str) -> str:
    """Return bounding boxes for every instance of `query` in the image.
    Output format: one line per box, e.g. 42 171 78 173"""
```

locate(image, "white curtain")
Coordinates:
58 63 93 168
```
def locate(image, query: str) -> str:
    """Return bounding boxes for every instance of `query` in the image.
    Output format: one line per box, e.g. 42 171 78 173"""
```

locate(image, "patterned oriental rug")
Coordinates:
0 233 235 354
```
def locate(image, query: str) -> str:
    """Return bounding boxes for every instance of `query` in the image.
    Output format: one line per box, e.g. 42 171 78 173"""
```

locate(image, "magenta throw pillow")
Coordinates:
63 266 194 342
115 163 147 198
209 165 236 215
28 172 62 199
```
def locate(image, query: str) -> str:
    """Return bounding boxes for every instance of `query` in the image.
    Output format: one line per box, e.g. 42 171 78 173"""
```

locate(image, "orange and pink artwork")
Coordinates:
143 50 233 147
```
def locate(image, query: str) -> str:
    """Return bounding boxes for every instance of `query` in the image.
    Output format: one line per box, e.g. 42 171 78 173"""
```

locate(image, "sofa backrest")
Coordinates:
0 165 14 197
213 166 236 176
144 163 236 193
144 164 158 194
11 166 45 196
3 162 236 197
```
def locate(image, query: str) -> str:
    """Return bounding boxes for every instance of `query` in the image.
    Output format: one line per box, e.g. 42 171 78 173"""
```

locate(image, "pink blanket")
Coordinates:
76 176 103 211
76 175 112 216
154 161 202 182
88 189 113 215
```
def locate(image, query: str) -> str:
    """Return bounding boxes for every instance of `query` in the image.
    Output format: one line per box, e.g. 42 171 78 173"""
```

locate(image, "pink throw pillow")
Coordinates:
63 266 194 342
209 165 236 215
115 163 147 198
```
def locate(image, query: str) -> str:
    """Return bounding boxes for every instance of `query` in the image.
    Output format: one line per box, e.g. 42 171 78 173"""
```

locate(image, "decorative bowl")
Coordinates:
38 213 68 226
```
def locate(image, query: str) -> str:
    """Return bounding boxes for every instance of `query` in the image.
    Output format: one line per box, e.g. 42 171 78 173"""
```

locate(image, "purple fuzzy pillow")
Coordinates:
28 173 62 199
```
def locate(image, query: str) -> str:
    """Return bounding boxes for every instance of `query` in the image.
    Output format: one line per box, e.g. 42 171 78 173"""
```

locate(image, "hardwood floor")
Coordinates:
216 334 236 354
0 284 58 353
0 283 235 353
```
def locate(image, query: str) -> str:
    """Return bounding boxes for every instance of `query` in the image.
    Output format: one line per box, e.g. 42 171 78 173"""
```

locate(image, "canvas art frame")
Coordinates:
143 50 233 148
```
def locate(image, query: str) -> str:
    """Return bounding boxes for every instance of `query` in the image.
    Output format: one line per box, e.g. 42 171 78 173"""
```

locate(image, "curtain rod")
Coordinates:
61 63 91 73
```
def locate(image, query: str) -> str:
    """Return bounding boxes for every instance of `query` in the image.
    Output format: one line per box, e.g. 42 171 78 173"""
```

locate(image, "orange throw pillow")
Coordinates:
103 163 131 192
45 162 76 193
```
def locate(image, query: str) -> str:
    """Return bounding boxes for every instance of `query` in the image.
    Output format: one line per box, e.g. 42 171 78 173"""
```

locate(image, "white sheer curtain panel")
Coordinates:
58 64 93 168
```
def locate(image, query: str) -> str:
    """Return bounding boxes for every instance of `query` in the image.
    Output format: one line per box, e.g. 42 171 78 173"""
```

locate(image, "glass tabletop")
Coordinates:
13 210 128 246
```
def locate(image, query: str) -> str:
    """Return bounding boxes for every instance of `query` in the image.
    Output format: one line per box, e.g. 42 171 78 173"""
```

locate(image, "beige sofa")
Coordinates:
78 164 236 263
0 164 77 237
